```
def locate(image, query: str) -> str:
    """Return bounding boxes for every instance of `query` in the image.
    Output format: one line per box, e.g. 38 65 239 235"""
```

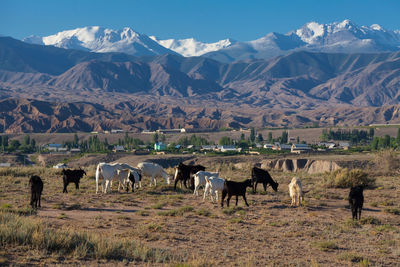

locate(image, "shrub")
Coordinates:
322 168 375 188
373 149 400 175
384 208 400 215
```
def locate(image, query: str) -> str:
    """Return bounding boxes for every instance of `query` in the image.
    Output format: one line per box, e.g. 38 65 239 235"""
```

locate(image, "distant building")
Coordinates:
263 144 274 149
111 129 123 134
156 128 186 134
201 145 217 151
113 145 125 152
53 163 67 169
318 142 336 149
154 142 166 151
217 145 242 153
339 142 350 150
70 148 81 153
46 144 62 152
291 144 311 154
273 143 291 151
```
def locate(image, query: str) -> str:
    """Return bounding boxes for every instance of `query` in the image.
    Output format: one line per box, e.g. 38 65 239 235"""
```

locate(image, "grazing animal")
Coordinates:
288 177 304 207
193 171 219 196
29 175 43 209
137 162 170 186
251 166 279 193
349 185 364 220
221 179 253 208
173 162 205 190
116 169 139 192
95 162 136 193
204 176 225 202
62 168 86 193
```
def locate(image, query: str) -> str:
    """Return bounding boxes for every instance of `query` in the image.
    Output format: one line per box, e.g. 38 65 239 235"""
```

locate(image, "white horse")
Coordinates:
95 162 137 193
136 162 170 186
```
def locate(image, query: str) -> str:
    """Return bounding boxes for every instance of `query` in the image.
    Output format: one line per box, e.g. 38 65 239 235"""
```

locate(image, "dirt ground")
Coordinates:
0 153 399 266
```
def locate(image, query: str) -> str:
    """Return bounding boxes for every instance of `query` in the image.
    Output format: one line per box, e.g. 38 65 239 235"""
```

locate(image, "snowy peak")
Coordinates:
23 26 176 57
150 36 235 57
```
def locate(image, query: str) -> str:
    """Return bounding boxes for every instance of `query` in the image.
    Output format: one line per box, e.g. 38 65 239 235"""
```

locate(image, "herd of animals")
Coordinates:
27 161 365 220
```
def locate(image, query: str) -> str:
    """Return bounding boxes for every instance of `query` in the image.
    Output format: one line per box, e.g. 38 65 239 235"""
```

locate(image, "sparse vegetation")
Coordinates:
322 168 375 188
312 241 339 251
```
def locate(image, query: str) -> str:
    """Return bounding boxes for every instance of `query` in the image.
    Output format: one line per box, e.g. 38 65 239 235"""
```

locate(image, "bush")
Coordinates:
373 150 400 175
322 168 375 188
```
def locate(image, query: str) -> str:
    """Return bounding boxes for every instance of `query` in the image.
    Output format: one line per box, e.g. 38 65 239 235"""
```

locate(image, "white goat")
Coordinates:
204 176 225 202
193 171 219 196
289 177 304 207
137 162 170 186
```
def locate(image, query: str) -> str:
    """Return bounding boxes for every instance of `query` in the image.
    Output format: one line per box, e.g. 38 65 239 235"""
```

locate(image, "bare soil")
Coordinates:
0 153 399 266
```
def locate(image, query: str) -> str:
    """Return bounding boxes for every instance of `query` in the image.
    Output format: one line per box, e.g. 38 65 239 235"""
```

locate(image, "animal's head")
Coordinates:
79 167 87 176
271 181 279 192
245 179 253 188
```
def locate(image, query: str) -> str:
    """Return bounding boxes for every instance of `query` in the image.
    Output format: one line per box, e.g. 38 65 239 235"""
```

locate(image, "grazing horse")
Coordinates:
62 168 86 193
173 162 205 190
137 162 170 186
251 166 279 193
95 162 136 193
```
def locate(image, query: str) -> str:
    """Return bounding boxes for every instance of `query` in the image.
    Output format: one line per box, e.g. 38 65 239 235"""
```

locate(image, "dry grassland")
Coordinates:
0 154 399 266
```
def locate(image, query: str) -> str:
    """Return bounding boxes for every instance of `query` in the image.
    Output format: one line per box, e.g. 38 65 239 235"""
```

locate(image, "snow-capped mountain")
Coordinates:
205 19 400 62
23 26 176 57
22 20 400 62
149 36 235 57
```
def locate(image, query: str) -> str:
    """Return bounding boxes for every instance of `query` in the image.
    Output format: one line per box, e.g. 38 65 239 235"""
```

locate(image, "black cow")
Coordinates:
349 185 364 220
62 168 86 193
29 175 43 209
251 166 279 193
221 179 253 207
174 162 205 190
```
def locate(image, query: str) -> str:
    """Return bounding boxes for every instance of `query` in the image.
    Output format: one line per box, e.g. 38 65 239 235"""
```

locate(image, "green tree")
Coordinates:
240 133 245 141
219 136 233 146
369 128 375 139
73 134 79 148
281 131 288 144
297 136 300 143
256 133 264 143
250 127 256 143
153 133 159 144
267 132 273 143
23 135 30 147
8 140 20 151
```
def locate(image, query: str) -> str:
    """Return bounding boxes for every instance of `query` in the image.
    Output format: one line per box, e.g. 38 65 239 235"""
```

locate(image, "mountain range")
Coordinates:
1 20 400 132
23 20 400 62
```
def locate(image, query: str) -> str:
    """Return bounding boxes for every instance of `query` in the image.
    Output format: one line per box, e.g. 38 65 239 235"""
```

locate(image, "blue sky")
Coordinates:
2 0 400 42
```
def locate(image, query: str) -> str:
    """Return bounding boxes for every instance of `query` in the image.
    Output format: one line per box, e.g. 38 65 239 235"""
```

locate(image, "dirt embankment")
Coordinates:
260 158 371 174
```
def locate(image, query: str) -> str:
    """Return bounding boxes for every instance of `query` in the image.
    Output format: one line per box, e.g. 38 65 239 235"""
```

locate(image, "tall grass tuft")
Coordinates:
0 211 173 262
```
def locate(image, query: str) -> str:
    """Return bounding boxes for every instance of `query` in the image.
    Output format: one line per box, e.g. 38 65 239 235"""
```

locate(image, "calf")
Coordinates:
251 166 279 193
221 179 253 208
289 177 304 207
62 168 86 193
29 175 43 209
349 185 364 220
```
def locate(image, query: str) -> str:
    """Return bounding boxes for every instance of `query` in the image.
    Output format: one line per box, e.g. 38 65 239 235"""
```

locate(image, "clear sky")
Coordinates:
2 0 399 42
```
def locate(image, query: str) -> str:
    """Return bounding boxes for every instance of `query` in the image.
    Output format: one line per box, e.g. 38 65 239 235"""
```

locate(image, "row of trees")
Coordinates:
320 128 374 144
0 135 37 153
